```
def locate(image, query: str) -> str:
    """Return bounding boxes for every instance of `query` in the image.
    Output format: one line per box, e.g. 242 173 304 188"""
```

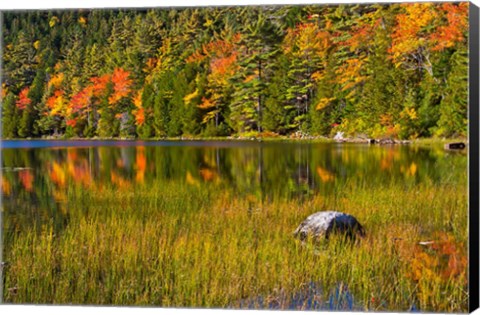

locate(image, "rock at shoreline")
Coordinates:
294 211 365 241
377 138 395 145
332 134 411 145
444 142 466 150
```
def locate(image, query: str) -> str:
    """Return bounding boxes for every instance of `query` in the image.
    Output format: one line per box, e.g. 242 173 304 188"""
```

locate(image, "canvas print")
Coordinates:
0 1 477 313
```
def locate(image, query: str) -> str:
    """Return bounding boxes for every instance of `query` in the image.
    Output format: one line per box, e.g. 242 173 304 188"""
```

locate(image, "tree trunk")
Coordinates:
257 59 262 133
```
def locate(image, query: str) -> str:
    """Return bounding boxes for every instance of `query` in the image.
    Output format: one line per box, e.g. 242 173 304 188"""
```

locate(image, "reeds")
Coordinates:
3 176 468 311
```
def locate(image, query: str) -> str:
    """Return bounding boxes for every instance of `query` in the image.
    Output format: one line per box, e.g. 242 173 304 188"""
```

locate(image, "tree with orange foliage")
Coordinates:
90 74 112 98
389 2 469 138
68 86 94 135
2 4 470 139
108 68 135 137
389 3 441 75
108 68 133 105
132 90 145 126
186 36 240 133
15 87 31 110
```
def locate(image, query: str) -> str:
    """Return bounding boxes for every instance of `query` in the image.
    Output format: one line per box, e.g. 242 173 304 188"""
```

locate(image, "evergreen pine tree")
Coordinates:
1 93 20 138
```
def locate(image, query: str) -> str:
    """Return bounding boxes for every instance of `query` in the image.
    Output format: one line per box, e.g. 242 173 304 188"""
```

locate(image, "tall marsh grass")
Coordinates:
3 176 468 311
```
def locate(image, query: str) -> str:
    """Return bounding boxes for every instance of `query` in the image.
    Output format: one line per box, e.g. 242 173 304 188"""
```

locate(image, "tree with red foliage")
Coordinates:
108 68 133 105
16 87 31 110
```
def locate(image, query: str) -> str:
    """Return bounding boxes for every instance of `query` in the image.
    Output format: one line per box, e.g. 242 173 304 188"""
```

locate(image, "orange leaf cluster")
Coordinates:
430 3 468 51
47 90 66 116
389 3 437 60
66 118 78 128
70 86 93 114
16 87 31 110
336 57 368 94
342 18 380 52
145 58 158 72
48 73 64 89
187 34 241 64
108 68 133 105
198 97 215 109
210 53 238 77
284 23 330 57
186 50 207 64
132 90 145 126
204 39 234 57
409 232 467 283
135 108 145 126
90 74 111 98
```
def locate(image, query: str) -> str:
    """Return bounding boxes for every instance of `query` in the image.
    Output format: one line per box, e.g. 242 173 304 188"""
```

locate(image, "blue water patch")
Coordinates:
237 282 359 311
410 303 420 312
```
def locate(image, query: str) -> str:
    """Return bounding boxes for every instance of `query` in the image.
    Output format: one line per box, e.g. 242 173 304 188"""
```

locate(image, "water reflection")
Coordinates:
1 140 465 233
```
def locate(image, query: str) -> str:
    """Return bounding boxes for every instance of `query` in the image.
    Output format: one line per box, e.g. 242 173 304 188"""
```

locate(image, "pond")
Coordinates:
0 140 468 311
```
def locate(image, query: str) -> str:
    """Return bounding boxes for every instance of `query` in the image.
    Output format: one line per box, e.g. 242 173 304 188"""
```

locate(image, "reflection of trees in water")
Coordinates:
1 143 465 235
2 150 67 240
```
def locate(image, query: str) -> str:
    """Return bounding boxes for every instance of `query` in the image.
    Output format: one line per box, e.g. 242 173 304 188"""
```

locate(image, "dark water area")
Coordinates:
0 140 466 235
0 139 261 149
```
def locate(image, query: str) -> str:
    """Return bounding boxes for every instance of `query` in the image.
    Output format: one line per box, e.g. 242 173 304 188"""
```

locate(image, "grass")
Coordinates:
3 171 468 311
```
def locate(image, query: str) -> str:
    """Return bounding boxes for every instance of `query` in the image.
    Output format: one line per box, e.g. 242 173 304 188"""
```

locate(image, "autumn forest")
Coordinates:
1 2 469 140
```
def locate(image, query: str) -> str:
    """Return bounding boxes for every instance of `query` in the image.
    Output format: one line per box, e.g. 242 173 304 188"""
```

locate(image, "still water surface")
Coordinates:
1 140 464 232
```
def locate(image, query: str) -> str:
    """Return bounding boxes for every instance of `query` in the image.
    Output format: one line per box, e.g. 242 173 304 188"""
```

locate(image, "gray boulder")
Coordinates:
294 211 365 241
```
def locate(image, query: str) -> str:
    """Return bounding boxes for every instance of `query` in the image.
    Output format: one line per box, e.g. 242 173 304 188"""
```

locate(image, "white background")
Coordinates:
0 0 479 315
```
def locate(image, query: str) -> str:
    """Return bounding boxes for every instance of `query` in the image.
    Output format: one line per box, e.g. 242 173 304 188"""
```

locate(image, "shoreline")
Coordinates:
0 136 468 146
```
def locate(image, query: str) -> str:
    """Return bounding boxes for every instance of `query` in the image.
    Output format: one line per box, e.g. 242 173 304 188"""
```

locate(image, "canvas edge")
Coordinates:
0 2 476 313
0 8 4 305
469 1 480 313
